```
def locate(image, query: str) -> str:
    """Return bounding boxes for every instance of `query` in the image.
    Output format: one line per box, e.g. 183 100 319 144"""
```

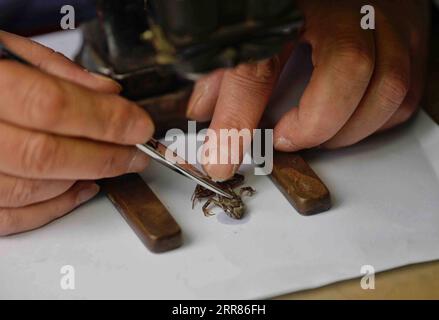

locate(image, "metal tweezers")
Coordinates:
136 140 234 198
0 42 233 199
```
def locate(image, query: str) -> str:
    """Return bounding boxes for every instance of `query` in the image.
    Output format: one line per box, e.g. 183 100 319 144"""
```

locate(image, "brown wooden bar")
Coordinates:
99 174 183 253
270 152 331 216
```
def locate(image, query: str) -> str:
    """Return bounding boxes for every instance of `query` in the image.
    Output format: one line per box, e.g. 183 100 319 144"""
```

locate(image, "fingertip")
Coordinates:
127 149 150 173
201 130 241 181
204 163 237 182
75 181 100 205
130 108 155 144
273 110 302 152
143 114 156 141
89 72 123 94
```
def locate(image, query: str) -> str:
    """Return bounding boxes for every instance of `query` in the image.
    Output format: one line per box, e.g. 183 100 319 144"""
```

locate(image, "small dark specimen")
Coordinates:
191 174 255 220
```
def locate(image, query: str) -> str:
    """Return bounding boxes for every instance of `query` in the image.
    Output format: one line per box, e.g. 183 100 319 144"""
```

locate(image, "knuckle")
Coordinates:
216 109 253 131
378 71 410 112
20 133 59 176
230 73 267 96
0 209 17 236
254 57 281 83
232 57 280 90
22 77 65 128
331 40 374 81
36 47 57 69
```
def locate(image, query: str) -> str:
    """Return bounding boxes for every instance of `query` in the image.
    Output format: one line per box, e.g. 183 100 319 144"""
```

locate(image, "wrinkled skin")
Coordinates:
0 31 154 236
187 0 431 182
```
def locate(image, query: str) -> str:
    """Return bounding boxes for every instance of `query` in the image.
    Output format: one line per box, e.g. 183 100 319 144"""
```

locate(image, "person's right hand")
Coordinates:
0 31 155 236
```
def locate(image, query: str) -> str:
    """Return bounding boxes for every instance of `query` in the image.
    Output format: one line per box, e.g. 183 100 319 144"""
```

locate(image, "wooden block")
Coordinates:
99 174 183 253
270 152 331 215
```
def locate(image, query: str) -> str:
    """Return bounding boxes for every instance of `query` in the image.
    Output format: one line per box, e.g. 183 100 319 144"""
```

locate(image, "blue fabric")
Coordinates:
0 0 96 33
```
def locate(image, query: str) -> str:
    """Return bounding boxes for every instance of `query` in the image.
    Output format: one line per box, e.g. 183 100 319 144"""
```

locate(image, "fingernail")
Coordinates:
77 183 100 205
274 137 297 151
186 84 206 118
128 149 150 173
90 72 123 92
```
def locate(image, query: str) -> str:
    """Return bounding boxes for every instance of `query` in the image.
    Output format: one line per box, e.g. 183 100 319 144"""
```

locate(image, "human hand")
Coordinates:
186 0 431 181
0 31 154 235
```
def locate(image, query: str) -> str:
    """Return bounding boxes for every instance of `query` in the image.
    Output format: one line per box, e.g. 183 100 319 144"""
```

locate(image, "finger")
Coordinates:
0 120 149 180
380 98 419 130
0 172 75 208
186 41 294 123
381 28 429 131
274 3 375 152
0 61 154 145
0 30 121 94
0 181 99 236
324 11 411 148
203 57 282 181
381 58 425 130
187 69 224 122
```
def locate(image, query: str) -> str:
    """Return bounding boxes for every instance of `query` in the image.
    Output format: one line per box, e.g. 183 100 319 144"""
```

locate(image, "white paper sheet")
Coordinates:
0 31 438 299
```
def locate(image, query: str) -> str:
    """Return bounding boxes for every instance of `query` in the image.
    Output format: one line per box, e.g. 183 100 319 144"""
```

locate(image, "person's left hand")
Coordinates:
186 0 431 181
